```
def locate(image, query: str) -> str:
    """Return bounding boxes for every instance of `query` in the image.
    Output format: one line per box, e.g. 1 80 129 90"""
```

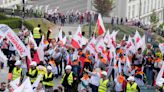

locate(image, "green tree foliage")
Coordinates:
94 0 114 16
150 10 159 31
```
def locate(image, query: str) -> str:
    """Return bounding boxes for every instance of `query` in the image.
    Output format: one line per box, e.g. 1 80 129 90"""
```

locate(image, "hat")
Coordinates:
47 66 52 70
30 61 37 66
127 76 135 81
65 65 72 70
15 60 21 65
101 71 107 76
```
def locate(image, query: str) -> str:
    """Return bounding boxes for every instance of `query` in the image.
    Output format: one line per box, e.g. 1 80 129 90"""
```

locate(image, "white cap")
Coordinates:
47 66 52 70
30 61 37 66
65 65 72 70
127 76 135 81
101 71 107 76
15 60 21 65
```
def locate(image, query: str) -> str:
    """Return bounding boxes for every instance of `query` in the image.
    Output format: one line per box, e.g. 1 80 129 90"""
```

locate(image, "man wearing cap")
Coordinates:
98 71 110 92
61 65 77 92
26 61 38 84
12 60 23 82
43 66 54 92
125 76 140 92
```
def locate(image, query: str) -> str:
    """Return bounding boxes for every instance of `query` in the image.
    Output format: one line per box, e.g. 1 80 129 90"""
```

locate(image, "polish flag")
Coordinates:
97 14 106 35
133 30 141 44
126 36 135 54
110 31 118 48
71 25 83 49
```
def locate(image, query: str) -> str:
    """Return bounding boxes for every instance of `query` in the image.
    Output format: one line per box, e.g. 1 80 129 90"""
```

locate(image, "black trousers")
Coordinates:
56 61 62 75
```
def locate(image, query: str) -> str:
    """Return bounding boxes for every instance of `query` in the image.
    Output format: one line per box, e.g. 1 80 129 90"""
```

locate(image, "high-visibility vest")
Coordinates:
29 68 37 83
43 72 54 87
36 66 46 80
61 72 73 86
98 79 109 92
12 67 22 81
33 27 41 39
126 82 138 92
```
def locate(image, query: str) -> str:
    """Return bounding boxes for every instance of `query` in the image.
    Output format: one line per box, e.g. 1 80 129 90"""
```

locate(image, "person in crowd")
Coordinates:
98 71 110 92
125 76 140 92
0 82 8 92
84 68 101 92
61 65 77 92
80 72 90 92
7 55 16 82
43 66 54 92
53 86 63 92
34 82 45 92
12 60 23 83
47 27 53 42
26 61 38 84
1 38 9 58
37 61 47 81
33 24 42 46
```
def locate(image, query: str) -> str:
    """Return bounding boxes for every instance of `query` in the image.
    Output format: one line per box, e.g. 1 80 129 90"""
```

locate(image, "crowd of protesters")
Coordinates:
0 16 164 92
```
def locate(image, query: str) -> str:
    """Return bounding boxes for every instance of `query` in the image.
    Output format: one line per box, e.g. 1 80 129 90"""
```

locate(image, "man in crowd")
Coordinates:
33 24 42 46
61 65 77 92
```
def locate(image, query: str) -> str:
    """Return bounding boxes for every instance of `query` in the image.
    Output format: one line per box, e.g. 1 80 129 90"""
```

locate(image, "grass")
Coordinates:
24 18 55 35
82 24 164 43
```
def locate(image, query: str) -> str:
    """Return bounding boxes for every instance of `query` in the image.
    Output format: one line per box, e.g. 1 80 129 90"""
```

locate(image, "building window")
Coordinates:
132 5 135 18
143 1 146 14
128 6 131 19
147 0 149 13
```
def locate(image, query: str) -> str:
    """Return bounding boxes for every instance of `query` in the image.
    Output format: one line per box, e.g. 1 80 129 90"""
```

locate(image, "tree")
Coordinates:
150 10 159 31
94 0 114 16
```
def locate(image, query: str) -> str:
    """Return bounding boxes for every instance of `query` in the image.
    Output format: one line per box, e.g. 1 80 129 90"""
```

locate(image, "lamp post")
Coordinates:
22 0 25 27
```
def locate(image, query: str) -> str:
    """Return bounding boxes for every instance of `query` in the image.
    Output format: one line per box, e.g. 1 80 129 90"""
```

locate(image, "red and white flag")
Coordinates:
104 30 110 44
133 30 141 45
97 14 106 35
126 36 135 54
110 31 118 48
58 28 66 45
71 25 83 49
136 35 146 51
36 36 45 63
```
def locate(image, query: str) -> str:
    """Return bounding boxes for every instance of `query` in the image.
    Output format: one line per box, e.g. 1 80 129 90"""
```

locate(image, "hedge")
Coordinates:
23 21 34 31
0 13 8 20
0 18 22 29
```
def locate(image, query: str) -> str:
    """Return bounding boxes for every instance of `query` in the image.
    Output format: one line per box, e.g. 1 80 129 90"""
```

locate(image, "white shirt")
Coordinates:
89 72 101 86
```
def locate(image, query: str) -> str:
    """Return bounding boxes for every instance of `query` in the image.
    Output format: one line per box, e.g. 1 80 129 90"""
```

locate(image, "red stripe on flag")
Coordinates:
97 19 104 35
71 39 81 49
32 52 40 64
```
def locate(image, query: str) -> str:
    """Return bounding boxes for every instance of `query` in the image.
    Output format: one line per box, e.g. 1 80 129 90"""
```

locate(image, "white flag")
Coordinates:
0 24 27 57
10 77 20 90
14 77 33 92
32 74 43 88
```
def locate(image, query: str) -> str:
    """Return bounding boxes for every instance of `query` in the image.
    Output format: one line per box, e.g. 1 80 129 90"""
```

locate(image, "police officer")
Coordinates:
98 71 110 92
61 65 77 92
126 76 140 92
43 66 54 92
26 61 38 84
33 24 42 46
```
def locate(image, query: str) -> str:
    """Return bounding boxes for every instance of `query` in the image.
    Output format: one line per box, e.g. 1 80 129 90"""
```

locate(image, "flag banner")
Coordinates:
14 77 33 92
10 77 20 90
0 24 27 57
32 74 43 88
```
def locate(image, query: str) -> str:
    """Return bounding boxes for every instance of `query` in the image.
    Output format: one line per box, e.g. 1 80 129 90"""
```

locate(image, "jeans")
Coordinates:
34 38 41 46
145 67 153 85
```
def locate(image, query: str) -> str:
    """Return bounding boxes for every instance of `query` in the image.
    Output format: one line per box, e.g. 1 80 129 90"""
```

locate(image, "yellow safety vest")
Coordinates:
12 67 22 81
43 72 54 87
36 66 47 80
61 72 73 86
33 27 41 39
98 79 109 92
29 68 37 83
126 82 138 92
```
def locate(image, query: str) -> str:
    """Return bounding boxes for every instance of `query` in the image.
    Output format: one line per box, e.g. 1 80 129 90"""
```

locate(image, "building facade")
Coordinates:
111 0 164 23
0 0 22 8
